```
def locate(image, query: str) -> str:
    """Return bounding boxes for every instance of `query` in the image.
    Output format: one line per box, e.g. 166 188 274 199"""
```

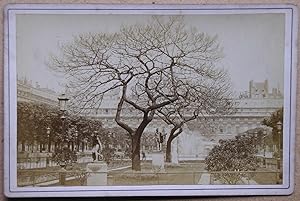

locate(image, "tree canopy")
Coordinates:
261 107 283 149
49 16 233 170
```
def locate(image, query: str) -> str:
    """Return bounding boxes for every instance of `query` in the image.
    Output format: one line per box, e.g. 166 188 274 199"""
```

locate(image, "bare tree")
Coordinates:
50 16 229 171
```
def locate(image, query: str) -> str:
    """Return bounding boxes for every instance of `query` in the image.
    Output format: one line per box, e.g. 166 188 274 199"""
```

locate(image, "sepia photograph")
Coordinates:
4 4 297 197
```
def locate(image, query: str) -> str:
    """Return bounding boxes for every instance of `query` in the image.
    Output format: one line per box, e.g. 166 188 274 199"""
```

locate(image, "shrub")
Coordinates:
205 135 259 184
52 146 77 168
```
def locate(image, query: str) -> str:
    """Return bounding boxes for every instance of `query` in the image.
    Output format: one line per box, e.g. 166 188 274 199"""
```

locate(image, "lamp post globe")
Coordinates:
58 93 69 112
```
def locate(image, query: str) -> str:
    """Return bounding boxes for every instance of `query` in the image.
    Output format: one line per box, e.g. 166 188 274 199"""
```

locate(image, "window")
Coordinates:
219 125 224 134
227 126 232 133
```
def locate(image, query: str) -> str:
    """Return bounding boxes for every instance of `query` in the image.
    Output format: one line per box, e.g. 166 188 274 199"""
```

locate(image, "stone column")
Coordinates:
86 161 108 186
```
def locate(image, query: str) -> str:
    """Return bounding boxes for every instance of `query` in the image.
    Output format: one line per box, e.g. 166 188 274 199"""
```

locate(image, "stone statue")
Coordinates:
155 128 165 151
92 135 103 161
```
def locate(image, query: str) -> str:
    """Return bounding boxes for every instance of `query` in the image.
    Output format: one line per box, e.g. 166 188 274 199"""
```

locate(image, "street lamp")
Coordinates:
253 131 258 152
276 121 282 153
47 127 51 153
276 121 282 183
46 126 51 167
58 94 69 145
262 130 267 167
58 93 69 168
58 93 69 112
75 130 79 152
57 93 70 185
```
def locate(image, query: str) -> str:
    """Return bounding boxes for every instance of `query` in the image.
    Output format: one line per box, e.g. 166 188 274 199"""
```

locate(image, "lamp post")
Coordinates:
58 94 69 148
276 121 282 183
46 127 51 167
75 130 79 152
57 93 69 185
253 131 258 153
47 127 51 153
82 138 87 152
262 130 267 168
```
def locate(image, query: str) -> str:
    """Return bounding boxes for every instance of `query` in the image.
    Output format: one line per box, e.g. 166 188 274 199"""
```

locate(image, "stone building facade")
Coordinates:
17 77 58 106
17 78 283 159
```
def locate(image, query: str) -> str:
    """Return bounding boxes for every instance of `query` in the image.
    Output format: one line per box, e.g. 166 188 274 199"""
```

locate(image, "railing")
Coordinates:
17 170 91 187
17 154 93 170
17 170 280 187
17 157 57 169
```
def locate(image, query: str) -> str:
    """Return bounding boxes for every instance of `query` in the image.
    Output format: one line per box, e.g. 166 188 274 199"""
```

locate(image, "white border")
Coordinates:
3 4 298 197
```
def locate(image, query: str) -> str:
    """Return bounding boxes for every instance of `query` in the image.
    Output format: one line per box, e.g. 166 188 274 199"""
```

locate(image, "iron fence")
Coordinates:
17 153 93 169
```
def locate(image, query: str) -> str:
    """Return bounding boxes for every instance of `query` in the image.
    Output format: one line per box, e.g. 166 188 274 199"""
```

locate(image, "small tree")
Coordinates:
205 134 260 184
52 146 77 168
157 78 234 162
261 107 283 152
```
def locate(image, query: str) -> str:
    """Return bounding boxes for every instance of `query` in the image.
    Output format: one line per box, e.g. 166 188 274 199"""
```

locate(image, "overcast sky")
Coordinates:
16 13 285 94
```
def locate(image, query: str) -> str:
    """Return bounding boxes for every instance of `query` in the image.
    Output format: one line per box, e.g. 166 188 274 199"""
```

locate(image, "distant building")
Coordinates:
249 80 283 99
17 77 58 106
179 80 283 159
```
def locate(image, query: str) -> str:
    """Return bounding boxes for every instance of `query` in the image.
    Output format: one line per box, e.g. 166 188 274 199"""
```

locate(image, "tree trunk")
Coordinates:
48 141 51 152
166 138 172 162
131 116 152 171
21 141 25 152
165 127 182 163
131 134 141 171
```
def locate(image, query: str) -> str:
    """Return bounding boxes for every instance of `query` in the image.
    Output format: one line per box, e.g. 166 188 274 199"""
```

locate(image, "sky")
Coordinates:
16 13 285 94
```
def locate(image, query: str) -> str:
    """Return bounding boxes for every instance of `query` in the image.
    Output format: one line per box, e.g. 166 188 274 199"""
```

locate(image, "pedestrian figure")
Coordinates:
142 151 146 161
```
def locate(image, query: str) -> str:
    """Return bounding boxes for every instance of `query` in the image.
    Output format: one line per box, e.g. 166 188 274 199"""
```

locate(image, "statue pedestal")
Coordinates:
86 161 108 186
151 151 165 171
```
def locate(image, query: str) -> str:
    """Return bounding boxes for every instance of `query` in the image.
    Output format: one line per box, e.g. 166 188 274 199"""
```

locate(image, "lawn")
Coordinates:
107 161 206 185
60 161 206 186
252 167 280 184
